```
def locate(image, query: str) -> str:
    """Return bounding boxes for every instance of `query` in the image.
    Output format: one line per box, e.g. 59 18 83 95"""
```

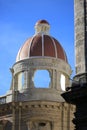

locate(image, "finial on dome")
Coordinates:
34 20 50 35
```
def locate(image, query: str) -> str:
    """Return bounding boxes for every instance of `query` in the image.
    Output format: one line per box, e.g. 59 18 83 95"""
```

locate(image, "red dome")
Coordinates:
16 34 68 62
16 20 68 62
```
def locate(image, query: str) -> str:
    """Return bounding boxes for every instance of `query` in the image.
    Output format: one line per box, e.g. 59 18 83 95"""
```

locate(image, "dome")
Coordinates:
16 20 68 63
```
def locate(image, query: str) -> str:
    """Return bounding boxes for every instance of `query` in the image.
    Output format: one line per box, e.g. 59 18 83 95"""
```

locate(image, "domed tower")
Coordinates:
13 20 71 95
0 20 75 130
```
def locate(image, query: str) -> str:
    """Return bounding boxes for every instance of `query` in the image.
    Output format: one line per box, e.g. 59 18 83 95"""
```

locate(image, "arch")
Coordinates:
27 121 52 130
21 121 28 130
60 74 66 91
33 69 51 88
0 120 3 130
18 71 25 90
4 121 12 130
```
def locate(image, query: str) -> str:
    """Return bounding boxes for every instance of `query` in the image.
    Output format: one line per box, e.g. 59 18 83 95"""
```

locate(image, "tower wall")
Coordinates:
12 57 71 101
75 0 87 74
62 1 87 130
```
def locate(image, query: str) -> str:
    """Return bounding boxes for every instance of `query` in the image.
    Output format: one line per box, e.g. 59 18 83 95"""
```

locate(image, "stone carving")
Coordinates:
28 121 52 130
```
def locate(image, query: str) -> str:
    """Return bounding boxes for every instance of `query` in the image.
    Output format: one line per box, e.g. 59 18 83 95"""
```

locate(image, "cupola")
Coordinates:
11 20 72 102
16 20 68 63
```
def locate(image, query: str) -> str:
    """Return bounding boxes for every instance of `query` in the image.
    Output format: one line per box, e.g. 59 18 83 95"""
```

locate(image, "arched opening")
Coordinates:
0 123 3 130
60 74 66 91
4 121 12 130
27 121 51 130
33 70 51 88
18 72 25 90
21 121 28 130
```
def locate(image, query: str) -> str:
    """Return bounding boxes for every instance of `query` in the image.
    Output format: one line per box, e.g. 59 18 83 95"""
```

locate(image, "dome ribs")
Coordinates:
54 38 68 62
16 20 68 63
44 35 55 57
30 35 42 57
18 38 32 61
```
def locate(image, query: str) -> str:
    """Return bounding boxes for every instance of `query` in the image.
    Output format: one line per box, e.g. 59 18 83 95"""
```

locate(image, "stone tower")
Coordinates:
0 20 75 130
62 1 87 130
74 0 87 82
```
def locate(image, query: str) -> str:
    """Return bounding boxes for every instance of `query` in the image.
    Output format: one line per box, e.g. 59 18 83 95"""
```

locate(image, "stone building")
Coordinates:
0 20 75 130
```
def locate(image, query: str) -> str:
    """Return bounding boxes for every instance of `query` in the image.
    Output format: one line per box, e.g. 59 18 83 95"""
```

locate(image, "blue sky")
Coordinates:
0 0 74 95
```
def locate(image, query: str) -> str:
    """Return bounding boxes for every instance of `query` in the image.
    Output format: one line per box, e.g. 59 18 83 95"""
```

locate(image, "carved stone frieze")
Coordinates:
13 58 71 76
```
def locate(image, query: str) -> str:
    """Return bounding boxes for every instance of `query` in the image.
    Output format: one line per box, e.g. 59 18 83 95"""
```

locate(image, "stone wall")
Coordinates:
0 101 75 130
